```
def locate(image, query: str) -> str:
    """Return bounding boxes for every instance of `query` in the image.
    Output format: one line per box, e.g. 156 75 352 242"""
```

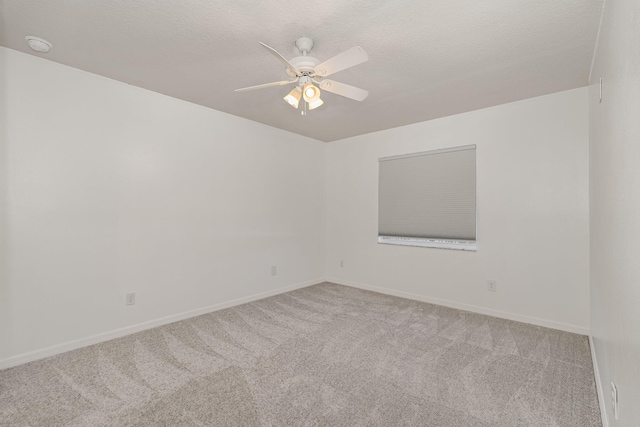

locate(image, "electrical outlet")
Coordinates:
487 281 497 292
340 260 344 268
125 292 136 306
271 266 277 276
611 382 619 420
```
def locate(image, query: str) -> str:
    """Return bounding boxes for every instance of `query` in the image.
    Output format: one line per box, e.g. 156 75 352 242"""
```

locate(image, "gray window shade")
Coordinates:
378 145 476 241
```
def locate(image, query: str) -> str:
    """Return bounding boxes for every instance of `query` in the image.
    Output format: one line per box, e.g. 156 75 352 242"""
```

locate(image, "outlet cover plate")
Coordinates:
126 292 136 306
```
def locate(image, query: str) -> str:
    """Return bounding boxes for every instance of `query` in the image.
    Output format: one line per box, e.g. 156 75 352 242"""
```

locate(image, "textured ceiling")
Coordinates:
1 0 603 142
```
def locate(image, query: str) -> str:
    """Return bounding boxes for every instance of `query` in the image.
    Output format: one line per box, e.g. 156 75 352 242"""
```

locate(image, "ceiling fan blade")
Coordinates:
259 42 301 76
235 80 297 92
314 46 368 77
318 79 369 101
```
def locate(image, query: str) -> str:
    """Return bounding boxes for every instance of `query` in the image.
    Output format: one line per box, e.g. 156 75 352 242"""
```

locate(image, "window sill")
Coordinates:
377 236 477 251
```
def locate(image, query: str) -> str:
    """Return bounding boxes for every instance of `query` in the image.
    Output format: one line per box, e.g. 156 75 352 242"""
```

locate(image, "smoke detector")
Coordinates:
25 36 52 53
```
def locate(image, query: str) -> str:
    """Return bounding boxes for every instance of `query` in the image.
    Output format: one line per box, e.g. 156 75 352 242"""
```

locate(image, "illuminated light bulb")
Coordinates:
302 83 321 103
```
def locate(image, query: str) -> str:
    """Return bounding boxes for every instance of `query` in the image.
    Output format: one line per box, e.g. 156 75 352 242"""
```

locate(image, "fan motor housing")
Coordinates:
286 56 321 77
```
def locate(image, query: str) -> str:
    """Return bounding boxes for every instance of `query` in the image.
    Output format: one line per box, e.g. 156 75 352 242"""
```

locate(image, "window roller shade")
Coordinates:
378 145 476 241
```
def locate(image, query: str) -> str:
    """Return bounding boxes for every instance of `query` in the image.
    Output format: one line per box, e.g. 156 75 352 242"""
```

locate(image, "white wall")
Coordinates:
325 88 590 333
0 45 594 370
0 48 9 359
589 0 640 424
0 47 325 366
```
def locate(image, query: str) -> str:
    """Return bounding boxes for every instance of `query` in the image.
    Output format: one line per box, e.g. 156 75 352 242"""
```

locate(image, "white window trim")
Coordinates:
378 235 477 251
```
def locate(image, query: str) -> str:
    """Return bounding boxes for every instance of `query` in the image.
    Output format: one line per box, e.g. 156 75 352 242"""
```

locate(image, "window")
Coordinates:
378 145 477 251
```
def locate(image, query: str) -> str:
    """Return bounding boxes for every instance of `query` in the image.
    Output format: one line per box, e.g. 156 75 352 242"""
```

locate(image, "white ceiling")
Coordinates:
1 0 603 142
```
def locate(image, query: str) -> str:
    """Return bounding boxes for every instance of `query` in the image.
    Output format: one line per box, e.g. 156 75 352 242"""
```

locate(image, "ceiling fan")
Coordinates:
235 37 369 114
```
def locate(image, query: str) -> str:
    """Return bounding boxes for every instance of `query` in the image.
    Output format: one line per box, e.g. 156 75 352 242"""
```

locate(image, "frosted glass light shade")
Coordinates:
302 83 321 103
284 87 302 108
308 97 324 110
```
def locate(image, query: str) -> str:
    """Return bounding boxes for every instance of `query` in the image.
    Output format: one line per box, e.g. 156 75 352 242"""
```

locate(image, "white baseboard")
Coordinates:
327 277 590 335
589 335 609 427
0 278 325 371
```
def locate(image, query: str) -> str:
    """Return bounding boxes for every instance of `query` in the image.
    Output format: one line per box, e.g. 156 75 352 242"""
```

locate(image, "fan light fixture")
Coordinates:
305 87 314 97
308 98 324 110
284 87 302 108
302 83 321 103
284 83 323 111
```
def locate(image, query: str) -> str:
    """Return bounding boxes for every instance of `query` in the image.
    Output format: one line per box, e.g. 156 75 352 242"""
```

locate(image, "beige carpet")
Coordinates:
0 282 601 426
